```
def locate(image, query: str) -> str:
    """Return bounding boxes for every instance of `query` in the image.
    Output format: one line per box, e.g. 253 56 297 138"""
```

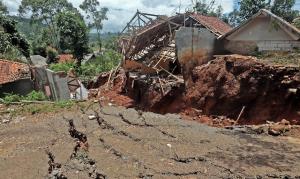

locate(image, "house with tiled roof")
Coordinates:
0 60 33 96
220 9 300 55
187 13 232 37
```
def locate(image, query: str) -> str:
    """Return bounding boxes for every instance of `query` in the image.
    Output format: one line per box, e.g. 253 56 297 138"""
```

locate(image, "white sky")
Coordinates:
3 0 300 32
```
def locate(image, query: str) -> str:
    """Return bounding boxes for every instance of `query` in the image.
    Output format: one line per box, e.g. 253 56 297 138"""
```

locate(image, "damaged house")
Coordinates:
0 59 33 96
221 9 300 55
119 11 232 77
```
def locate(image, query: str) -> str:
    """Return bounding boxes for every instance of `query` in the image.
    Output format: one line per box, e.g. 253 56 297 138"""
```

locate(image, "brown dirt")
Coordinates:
186 55 300 125
90 55 300 126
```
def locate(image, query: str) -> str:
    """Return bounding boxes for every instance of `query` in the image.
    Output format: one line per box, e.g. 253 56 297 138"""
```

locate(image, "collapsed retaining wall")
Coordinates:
186 55 300 124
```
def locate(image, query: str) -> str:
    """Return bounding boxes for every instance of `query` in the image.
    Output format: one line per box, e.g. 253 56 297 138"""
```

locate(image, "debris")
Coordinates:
88 115 97 120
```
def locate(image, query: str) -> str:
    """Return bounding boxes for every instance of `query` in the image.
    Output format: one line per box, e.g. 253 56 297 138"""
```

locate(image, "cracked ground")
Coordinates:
1 103 300 178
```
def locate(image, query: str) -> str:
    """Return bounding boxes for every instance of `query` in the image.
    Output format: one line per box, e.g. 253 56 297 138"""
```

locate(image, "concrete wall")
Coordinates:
46 69 70 101
0 79 33 97
227 16 294 41
225 16 300 54
224 40 258 55
175 27 217 86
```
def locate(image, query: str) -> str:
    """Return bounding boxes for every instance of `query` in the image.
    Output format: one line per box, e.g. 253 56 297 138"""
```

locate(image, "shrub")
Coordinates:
49 62 76 73
23 91 47 101
46 46 58 63
2 93 22 103
1 91 47 103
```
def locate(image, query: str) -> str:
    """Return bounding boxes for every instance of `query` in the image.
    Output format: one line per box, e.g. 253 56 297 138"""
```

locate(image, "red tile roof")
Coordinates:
190 14 232 36
0 60 31 85
58 54 75 63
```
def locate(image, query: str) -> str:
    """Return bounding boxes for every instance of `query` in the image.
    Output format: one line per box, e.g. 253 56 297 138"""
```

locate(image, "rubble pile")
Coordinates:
89 69 185 113
89 54 300 126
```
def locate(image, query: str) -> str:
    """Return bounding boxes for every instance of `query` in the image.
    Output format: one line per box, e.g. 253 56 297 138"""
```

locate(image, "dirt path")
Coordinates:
1 104 300 178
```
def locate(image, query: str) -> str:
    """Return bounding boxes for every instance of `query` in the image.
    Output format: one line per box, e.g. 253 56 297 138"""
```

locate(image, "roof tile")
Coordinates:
190 14 232 36
0 60 31 85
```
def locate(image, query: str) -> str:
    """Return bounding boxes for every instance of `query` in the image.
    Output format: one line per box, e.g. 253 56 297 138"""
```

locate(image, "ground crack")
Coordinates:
119 113 176 139
94 111 142 142
67 120 106 179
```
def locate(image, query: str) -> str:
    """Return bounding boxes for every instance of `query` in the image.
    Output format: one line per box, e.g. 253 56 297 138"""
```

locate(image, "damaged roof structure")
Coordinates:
119 10 232 75
0 59 33 96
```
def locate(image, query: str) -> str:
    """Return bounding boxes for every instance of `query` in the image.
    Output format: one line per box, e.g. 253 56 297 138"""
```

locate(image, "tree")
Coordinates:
56 11 89 67
0 0 8 15
80 0 108 51
271 0 299 22
18 0 76 49
192 0 216 15
293 18 300 29
238 0 298 23
239 0 270 21
0 15 31 63
226 9 242 27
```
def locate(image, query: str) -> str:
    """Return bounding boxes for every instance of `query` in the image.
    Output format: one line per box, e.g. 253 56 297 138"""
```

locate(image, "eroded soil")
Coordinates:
1 103 300 178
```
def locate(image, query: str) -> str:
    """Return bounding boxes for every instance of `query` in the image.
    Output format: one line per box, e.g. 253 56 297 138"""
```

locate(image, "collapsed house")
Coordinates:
221 9 300 55
89 9 300 125
0 59 33 96
32 67 88 101
119 11 232 86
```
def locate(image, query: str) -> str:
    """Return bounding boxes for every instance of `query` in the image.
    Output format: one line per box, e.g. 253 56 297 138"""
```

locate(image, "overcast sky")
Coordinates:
3 0 300 32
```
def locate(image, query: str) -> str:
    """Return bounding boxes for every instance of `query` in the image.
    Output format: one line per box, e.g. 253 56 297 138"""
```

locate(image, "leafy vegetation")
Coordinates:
0 0 7 15
56 11 89 66
1 91 47 104
49 49 121 81
80 0 108 50
0 15 31 62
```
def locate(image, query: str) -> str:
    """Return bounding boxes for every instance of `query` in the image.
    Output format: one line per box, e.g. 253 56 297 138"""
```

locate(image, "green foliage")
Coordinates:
0 0 8 15
24 91 47 101
225 9 242 27
32 45 47 57
49 49 121 81
49 62 76 73
1 91 47 104
80 0 108 50
2 94 22 103
271 0 299 22
56 11 89 66
0 15 31 62
18 0 77 49
293 18 300 29
239 0 269 21
54 100 75 108
46 46 58 63
237 0 299 23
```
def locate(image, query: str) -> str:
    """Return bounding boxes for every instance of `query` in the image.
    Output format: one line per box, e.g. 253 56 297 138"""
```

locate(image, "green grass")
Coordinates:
1 100 78 116
257 51 300 66
1 91 47 104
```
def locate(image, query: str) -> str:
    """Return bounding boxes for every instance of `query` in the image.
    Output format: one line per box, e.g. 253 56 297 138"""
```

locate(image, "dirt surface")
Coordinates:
1 103 300 178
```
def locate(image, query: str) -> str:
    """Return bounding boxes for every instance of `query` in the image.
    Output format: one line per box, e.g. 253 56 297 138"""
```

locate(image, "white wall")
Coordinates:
228 16 294 41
